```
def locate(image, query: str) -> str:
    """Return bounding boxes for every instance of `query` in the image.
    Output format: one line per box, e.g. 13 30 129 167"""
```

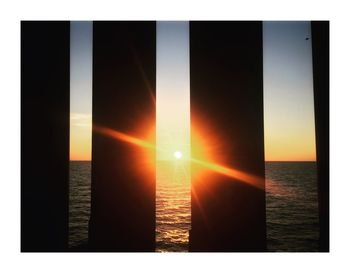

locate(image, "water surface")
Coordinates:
69 161 319 251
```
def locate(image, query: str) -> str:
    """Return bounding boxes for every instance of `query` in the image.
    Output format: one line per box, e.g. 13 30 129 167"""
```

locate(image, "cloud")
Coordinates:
70 113 92 128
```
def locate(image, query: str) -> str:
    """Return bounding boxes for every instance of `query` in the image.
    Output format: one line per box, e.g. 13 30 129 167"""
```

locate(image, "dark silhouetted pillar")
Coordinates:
21 21 70 251
189 21 266 251
89 22 156 251
311 21 329 252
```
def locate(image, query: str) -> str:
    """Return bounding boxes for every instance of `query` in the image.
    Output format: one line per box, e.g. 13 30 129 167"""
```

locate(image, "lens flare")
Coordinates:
94 121 268 191
93 125 155 150
93 123 156 178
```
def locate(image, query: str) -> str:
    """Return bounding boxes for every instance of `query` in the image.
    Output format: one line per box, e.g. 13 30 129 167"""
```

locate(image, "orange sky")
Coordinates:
70 113 91 161
69 115 316 162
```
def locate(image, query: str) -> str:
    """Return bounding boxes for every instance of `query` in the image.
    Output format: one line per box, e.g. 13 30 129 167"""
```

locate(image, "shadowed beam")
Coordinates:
89 21 156 251
311 21 329 252
189 21 266 251
21 21 70 252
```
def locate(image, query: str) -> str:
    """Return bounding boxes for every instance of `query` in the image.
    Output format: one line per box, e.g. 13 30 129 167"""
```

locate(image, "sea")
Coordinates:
69 161 319 252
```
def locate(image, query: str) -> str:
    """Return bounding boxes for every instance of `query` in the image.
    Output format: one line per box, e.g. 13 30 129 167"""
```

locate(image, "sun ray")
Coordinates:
93 125 155 150
93 124 267 191
191 158 265 190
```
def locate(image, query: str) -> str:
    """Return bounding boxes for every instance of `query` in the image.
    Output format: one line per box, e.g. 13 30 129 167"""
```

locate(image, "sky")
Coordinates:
156 21 191 161
263 21 316 161
70 21 92 161
69 21 316 162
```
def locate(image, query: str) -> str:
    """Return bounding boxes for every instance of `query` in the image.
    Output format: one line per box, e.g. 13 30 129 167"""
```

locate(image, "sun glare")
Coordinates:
174 151 183 159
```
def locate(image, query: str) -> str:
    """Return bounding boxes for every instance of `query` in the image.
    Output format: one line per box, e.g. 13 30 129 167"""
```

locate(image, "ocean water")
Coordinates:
69 161 91 248
69 161 319 251
266 162 319 251
156 161 191 252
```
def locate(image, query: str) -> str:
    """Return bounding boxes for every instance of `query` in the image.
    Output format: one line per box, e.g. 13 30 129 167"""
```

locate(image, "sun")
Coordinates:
174 151 183 159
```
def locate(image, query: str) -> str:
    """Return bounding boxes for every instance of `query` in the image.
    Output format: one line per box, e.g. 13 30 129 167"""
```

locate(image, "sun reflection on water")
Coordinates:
156 160 191 252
